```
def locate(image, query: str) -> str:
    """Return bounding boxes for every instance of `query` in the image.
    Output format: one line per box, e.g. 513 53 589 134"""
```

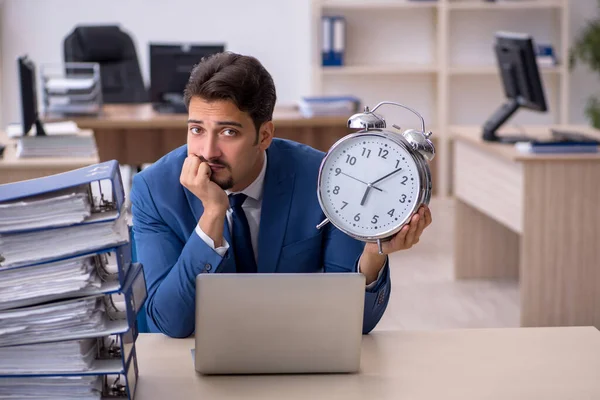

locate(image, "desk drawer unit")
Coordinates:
453 140 523 234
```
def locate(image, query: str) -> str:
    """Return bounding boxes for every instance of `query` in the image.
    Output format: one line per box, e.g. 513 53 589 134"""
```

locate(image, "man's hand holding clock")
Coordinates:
356 167 432 285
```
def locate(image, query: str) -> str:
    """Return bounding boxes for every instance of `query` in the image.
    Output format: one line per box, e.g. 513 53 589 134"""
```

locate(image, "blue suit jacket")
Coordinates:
130 138 391 338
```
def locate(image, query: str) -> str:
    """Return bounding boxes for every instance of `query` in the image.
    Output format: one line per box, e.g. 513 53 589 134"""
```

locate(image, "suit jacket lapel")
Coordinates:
257 143 295 273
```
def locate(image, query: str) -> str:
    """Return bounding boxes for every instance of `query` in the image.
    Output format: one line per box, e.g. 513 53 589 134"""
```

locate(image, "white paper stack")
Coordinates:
0 376 103 399
0 297 108 347
16 134 98 158
0 211 129 269
0 339 97 373
46 77 96 92
298 96 360 118
6 121 82 138
0 186 92 233
0 254 106 311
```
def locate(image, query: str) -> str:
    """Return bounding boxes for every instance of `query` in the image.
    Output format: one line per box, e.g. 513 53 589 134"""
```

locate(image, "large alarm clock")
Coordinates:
316 101 435 254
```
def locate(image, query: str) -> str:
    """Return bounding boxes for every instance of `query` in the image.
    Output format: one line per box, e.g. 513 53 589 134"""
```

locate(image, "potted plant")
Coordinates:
570 1 600 128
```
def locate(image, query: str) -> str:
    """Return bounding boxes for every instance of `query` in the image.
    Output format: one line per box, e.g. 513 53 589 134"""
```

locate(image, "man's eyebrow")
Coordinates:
187 119 244 128
216 121 244 128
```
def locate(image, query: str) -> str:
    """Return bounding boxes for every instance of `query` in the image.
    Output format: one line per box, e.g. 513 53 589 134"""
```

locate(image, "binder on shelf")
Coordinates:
0 242 134 311
332 16 346 67
0 159 125 234
536 43 558 66
321 16 345 67
0 262 146 348
322 16 333 66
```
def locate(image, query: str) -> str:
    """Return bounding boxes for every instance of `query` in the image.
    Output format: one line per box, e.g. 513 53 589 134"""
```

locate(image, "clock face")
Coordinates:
318 132 421 239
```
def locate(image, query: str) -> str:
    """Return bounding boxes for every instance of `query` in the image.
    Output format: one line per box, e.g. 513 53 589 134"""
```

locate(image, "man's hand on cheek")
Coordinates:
180 155 229 214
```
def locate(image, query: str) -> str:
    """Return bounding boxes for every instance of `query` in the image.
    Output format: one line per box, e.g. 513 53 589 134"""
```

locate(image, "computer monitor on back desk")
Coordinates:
149 43 225 114
18 55 47 136
482 32 548 143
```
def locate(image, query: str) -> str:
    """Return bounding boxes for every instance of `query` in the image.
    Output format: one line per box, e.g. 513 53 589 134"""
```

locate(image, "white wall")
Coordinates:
0 0 311 126
0 0 599 127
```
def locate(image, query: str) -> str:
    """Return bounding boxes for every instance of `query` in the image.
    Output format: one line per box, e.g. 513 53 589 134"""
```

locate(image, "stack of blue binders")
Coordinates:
0 160 146 399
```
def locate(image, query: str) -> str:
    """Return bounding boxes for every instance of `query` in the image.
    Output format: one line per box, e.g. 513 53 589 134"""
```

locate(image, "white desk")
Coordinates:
135 326 600 399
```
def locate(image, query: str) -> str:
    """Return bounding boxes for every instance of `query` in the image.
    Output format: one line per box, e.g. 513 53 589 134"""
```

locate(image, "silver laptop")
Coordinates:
194 273 365 375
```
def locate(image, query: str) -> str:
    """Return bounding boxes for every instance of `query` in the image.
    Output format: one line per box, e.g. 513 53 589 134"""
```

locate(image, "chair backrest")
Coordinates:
63 25 148 104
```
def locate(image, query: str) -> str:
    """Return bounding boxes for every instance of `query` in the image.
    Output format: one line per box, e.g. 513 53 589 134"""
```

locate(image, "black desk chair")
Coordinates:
63 25 148 104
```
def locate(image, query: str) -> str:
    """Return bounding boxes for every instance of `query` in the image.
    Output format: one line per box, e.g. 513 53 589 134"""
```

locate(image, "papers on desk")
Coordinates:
5 120 96 158
6 121 82 138
16 134 97 158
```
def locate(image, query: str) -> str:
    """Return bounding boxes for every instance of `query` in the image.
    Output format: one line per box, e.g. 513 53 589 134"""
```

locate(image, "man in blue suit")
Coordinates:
130 52 432 338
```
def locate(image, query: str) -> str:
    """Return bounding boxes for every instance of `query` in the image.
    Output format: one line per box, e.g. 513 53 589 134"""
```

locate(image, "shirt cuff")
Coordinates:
358 258 386 290
195 224 230 257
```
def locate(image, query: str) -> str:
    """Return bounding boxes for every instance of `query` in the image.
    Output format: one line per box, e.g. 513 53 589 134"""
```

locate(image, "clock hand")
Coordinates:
360 186 372 206
371 167 403 185
340 172 383 192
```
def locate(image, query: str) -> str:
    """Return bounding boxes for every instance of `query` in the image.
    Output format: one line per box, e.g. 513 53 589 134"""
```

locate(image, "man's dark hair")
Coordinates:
183 52 277 136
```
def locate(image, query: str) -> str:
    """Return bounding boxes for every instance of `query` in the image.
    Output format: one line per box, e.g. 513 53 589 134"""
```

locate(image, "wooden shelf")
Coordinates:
321 64 438 76
448 0 563 11
449 65 563 75
321 0 438 11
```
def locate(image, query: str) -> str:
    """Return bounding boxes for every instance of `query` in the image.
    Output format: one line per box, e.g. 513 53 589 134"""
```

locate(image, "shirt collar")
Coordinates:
226 151 267 202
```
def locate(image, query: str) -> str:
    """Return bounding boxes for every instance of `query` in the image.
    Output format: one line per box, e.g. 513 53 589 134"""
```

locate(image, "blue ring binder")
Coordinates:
0 160 144 399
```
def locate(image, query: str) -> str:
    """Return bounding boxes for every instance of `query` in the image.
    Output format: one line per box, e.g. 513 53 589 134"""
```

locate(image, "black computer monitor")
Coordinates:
482 32 548 143
17 55 46 136
149 43 225 113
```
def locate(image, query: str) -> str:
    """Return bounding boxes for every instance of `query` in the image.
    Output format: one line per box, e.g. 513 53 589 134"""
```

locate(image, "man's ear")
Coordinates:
258 121 274 150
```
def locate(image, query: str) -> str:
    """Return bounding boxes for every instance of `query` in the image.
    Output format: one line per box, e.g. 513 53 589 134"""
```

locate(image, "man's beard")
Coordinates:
199 156 234 190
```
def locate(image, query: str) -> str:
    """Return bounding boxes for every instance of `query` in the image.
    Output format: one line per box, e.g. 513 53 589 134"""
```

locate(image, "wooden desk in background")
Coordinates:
50 104 439 194
0 131 100 185
135 327 600 399
452 125 600 329
60 104 352 165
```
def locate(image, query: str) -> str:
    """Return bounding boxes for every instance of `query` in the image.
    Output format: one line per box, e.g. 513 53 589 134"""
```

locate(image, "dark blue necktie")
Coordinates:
229 193 258 273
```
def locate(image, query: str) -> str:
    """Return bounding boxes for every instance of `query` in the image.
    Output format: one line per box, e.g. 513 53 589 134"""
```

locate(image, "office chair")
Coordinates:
63 25 148 104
